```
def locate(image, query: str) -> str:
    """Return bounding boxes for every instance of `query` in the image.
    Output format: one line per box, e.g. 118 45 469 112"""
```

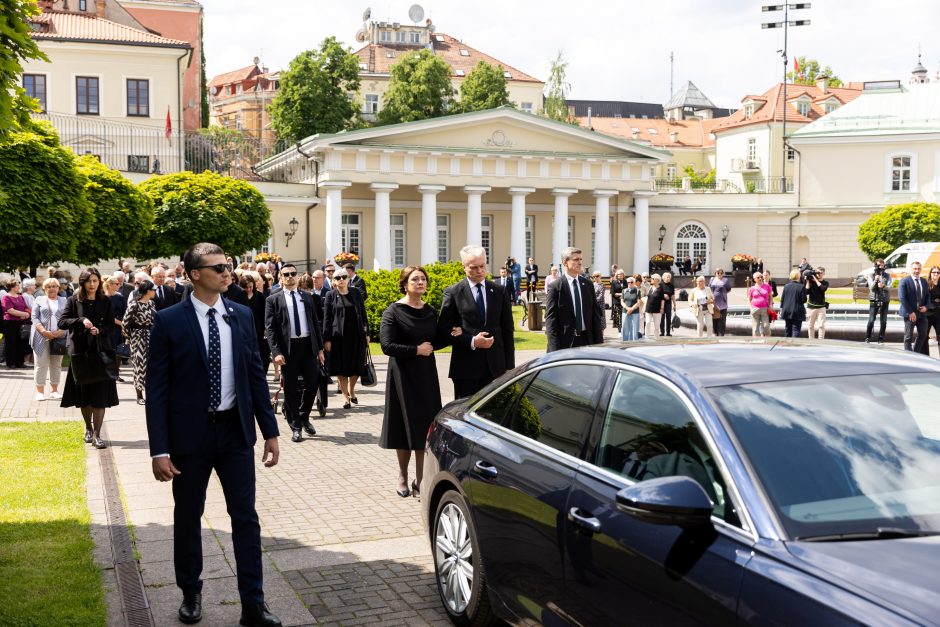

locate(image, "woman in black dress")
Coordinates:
59 268 119 448
241 274 271 377
323 268 369 409
380 266 452 498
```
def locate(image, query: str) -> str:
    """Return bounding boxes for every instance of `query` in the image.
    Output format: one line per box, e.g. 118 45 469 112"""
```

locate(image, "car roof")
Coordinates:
535 339 940 388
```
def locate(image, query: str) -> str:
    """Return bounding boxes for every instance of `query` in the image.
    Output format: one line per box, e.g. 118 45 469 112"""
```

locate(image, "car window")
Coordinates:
506 365 606 458
593 370 738 524
473 374 535 425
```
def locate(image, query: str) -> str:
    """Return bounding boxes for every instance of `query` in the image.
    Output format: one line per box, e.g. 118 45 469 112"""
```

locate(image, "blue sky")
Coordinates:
201 0 939 108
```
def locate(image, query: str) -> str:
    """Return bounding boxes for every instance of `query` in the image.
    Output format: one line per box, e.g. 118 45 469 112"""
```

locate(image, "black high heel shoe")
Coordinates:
411 481 420 498
396 485 411 498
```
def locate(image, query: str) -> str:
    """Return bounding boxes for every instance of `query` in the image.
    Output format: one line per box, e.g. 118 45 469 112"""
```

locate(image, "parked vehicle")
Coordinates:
423 340 940 626
856 241 940 286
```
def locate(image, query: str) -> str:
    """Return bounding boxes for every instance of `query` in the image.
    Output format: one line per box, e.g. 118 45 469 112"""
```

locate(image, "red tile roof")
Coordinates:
712 82 863 133
208 64 261 89
353 33 541 83
576 116 726 148
30 10 189 47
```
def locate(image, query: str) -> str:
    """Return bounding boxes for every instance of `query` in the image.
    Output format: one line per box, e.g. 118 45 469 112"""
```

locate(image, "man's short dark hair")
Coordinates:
875 258 885 265
281 262 297 272
183 242 224 278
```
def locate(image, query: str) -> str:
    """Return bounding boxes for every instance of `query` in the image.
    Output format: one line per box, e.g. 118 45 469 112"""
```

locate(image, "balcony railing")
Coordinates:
32 112 287 180
653 177 791 193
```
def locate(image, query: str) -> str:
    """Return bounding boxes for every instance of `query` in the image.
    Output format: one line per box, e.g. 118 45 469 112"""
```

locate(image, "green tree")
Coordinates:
269 37 361 142
377 49 454 125
0 121 92 269
139 171 270 259
787 56 843 87
858 202 940 261
73 156 154 264
682 165 716 189
458 61 512 113
540 51 572 123
358 261 464 335
0 0 49 136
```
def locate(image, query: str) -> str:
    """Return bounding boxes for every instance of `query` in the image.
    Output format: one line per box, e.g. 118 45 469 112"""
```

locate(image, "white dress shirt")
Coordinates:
566 274 584 320
467 278 488 350
191 294 235 411
282 287 309 338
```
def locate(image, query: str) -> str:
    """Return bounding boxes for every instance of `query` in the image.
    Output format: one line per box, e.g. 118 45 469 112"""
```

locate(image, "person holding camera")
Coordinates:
865 259 891 344
507 256 522 304
805 266 829 339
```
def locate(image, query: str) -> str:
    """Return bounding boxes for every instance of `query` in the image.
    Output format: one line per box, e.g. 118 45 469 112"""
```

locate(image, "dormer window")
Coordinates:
823 101 838 114
794 97 811 116
455 69 465 76
743 104 754 119
459 49 470 57
503 71 511 79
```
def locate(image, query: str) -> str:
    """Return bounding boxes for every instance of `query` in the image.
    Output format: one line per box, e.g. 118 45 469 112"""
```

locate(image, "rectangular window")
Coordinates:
23 74 46 112
481 215 492 264
127 155 150 173
746 137 757 166
79 0 86 10
409 31 420 44
76 76 99 115
341 213 361 255
666 163 677 179
521 102 533 113
568 216 574 248
797 101 811 116
787 146 795 161
390 214 406 268
380 31 391 42
396 31 406 43
126 78 149 116
892 156 912 192
525 215 533 261
437 215 450 263
364 93 378 114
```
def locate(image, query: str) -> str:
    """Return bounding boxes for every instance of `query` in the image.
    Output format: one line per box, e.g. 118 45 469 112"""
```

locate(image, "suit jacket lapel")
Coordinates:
280 291 291 341
182 298 208 369
459 281 484 327
222 298 241 375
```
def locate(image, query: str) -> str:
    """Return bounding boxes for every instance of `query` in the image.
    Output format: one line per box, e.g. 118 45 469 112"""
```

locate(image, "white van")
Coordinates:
856 242 940 287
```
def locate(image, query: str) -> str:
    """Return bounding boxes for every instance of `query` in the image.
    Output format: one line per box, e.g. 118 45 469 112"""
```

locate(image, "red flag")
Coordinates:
793 58 800 74
164 107 172 141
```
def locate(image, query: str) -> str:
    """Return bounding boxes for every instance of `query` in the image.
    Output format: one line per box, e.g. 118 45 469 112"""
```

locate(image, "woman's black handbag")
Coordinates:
70 337 119 385
671 313 681 330
50 336 68 356
361 351 377 387
19 322 30 341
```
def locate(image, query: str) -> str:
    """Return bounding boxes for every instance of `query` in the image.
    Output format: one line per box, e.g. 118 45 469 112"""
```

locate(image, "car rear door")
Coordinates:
562 367 752 625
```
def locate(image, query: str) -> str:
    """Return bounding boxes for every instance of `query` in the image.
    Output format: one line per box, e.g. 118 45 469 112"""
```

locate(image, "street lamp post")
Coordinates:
284 217 299 247
657 224 667 250
762 3 810 189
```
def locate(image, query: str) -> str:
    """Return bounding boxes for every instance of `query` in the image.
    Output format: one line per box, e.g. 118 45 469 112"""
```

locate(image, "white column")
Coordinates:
632 191 657 274
370 182 398 271
551 188 577 267
509 187 535 265
322 181 351 267
464 185 490 247
418 184 445 266
593 189 617 276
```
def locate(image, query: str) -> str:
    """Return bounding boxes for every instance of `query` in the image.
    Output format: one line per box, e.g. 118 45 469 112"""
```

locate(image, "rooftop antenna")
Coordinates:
669 51 674 99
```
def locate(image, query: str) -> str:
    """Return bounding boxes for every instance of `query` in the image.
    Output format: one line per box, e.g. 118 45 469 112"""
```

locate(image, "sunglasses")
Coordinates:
334 276 348 281
194 263 233 273
280 271 297 277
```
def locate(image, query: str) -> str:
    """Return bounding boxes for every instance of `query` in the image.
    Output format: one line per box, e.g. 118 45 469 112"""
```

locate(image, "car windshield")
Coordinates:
709 373 940 540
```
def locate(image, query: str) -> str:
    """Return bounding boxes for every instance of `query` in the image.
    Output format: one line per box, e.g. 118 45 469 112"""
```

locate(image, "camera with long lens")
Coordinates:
802 266 818 281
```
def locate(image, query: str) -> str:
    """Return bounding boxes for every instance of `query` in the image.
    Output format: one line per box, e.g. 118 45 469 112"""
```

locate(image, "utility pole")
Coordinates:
669 50 674 99
762 3 810 191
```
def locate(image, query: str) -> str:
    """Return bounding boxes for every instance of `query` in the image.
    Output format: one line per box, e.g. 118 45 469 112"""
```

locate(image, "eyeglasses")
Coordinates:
325 269 334 273
334 276 348 281
280 271 297 277
931 270 940 274
716 270 724 274
194 263 233 273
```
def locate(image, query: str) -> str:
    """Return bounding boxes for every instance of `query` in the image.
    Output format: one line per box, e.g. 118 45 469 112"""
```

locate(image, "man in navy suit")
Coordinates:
898 260 930 355
438 245 515 398
146 243 282 627
545 247 604 353
495 267 512 289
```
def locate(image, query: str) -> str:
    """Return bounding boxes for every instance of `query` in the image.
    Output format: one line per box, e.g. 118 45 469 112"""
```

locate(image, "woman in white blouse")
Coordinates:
689 275 715 337
30 278 69 401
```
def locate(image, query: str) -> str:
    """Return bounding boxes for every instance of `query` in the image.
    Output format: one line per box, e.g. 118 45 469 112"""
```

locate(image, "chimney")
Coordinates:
37 0 53 10
816 74 829 94
669 131 679 143
587 107 592 130
95 0 105 17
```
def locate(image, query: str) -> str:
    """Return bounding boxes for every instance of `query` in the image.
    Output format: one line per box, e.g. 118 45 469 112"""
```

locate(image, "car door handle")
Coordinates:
568 507 602 534
474 460 498 479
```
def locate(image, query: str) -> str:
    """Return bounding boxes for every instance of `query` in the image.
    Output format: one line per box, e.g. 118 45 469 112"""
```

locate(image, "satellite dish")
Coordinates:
408 4 424 23
362 7 371 21
355 29 368 42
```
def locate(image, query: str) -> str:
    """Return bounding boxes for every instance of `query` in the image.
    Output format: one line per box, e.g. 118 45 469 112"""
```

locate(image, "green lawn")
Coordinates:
826 287 898 305
0 422 106 626
368 302 547 355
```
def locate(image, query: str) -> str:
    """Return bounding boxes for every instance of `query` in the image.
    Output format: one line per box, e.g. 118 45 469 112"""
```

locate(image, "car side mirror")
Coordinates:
616 476 714 528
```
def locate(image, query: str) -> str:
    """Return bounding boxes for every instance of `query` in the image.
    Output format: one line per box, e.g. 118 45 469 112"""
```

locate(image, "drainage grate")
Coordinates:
99 433 155 626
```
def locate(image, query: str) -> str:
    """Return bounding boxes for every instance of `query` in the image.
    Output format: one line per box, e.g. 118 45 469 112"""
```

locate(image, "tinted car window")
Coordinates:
509 365 606 457
474 374 535 425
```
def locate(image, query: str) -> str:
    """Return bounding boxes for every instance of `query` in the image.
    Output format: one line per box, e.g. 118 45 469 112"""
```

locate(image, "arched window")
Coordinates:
675 223 709 271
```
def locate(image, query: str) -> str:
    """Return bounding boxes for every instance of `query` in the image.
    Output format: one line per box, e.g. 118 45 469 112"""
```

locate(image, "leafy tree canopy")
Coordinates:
540 51 572 123
787 56 843 87
377 49 454 125
0 0 49 137
0 121 92 269
359 261 464 335
269 37 362 142
458 61 512 113
138 171 271 259
74 156 154 264
857 202 940 260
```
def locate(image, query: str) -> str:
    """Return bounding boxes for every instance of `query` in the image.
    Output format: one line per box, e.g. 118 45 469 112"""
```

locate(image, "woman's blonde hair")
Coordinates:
789 269 800 281
42 277 60 290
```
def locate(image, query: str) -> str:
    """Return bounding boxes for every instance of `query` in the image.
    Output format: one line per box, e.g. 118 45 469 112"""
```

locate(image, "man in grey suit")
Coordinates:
544 247 604 352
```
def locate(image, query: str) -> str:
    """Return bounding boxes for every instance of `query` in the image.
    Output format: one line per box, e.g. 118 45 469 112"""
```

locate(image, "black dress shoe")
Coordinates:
240 602 281 627
316 396 326 417
291 428 302 443
178 592 202 624
302 421 316 436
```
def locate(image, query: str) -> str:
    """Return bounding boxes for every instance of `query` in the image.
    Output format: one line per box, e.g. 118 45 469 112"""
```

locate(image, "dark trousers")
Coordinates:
453 373 496 399
903 316 930 355
866 301 888 341
4 319 27 367
784 319 803 337
171 412 263 605
283 339 318 426
715 309 728 336
660 301 673 335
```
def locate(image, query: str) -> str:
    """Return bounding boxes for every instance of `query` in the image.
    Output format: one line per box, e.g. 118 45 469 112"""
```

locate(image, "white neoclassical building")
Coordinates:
255 107 670 274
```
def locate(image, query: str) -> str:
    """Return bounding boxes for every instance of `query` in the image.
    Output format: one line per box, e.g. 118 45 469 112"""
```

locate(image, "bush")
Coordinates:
359 261 465 335
858 202 940 261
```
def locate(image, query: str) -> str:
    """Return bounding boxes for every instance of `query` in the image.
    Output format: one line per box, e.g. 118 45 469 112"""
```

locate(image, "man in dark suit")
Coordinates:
495 267 512 289
150 266 179 311
524 257 539 301
545 247 604 353
265 263 325 442
898 260 930 354
146 242 282 627
438 245 515 398
344 263 368 300
116 270 135 300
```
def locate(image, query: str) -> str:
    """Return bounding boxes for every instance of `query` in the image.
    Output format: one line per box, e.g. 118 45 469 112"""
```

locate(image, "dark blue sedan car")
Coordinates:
421 341 940 626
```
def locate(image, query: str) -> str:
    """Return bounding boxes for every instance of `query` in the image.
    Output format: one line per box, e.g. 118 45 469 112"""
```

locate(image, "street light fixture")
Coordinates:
721 224 730 251
762 2 810 189
657 224 667 250
284 217 299 247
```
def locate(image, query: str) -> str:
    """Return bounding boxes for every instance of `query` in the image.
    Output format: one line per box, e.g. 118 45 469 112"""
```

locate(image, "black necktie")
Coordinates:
573 279 584 332
290 291 302 337
158 285 163 301
474 283 486 325
207 309 221 410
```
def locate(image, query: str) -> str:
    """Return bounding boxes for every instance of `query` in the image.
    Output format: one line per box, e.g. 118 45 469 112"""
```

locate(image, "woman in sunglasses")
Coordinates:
323 269 369 409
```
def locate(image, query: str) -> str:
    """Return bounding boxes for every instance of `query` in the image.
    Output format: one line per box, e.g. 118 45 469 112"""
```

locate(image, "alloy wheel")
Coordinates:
435 502 474 614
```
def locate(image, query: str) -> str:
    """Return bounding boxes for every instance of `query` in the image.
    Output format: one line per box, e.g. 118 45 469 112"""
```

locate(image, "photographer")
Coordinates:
865 259 891 344
805 266 829 339
507 257 522 304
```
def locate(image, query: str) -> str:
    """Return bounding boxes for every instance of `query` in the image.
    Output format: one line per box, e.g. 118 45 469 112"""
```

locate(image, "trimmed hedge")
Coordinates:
359 261 465 335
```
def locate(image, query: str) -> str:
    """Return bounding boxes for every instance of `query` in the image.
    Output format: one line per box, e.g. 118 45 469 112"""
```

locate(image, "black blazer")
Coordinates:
348 274 368 300
544 274 604 352
153 284 178 311
264 289 324 360
58 294 116 355
437 279 515 381
322 288 368 342
780 281 808 321
524 264 539 282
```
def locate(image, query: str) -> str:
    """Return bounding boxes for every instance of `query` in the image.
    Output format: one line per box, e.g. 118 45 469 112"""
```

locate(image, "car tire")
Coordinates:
432 491 495 626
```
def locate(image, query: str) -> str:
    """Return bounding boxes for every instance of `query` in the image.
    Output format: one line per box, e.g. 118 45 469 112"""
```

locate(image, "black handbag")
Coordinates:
671 313 681 330
70 336 119 385
19 322 31 340
361 351 377 387
50 336 68 356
